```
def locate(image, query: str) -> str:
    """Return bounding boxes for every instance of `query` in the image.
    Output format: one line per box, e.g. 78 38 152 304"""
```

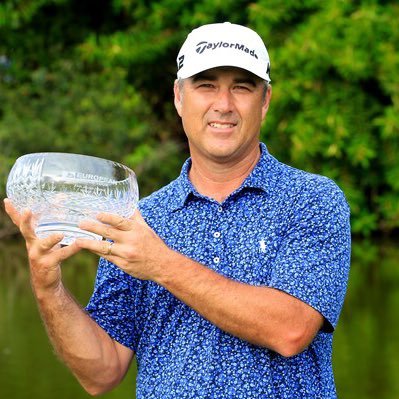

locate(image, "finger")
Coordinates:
79 219 108 238
96 213 133 231
38 233 65 252
75 238 115 257
3 198 21 227
131 209 146 224
78 219 121 242
131 210 151 230
19 209 38 242
57 241 83 261
29 234 79 262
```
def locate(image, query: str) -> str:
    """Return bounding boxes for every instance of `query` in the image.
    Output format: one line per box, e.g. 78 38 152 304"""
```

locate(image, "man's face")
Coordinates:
174 67 271 165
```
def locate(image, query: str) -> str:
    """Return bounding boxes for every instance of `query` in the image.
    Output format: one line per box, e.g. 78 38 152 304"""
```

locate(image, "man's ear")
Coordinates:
174 80 183 117
261 85 272 121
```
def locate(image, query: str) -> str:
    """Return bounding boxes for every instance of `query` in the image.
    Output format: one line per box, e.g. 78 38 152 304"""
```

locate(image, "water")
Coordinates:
333 240 399 398
0 241 136 399
1 238 398 398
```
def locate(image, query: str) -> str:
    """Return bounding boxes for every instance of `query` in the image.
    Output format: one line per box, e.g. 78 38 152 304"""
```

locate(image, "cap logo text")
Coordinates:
195 41 259 59
177 55 184 70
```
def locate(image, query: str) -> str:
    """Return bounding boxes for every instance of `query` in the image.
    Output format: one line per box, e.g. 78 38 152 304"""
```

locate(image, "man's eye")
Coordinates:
198 83 214 88
235 85 251 91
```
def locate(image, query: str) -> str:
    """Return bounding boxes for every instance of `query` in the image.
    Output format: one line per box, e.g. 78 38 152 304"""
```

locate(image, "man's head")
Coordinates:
176 22 271 83
174 23 272 165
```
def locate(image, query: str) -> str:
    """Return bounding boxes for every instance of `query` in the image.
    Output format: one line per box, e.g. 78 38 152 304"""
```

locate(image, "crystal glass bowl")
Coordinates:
6 152 139 245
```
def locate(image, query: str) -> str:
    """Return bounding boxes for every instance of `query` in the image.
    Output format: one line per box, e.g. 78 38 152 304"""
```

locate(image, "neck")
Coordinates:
189 146 261 203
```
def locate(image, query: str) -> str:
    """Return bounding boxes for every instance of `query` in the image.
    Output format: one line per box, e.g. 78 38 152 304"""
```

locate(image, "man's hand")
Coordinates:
3 198 81 295
76 210 171 282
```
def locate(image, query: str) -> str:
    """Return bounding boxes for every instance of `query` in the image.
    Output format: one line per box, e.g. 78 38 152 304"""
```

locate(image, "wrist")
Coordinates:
31 278 64 303
153 248 184 287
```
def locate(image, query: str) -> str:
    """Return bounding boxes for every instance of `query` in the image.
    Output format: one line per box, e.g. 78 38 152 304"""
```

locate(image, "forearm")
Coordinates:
157 251 323 357
34 283 128 395
4 201 132 394
75 211 323 356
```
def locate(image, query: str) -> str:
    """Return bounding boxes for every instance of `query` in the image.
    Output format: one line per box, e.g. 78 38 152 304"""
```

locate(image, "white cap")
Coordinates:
176 22 271 82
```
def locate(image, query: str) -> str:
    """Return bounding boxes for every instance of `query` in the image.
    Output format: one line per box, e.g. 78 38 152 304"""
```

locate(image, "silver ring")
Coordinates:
106 241 114 255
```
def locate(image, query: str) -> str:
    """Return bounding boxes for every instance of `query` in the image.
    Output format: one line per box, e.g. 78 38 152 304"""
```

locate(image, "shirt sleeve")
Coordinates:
269 176 351 331
85 257 143 350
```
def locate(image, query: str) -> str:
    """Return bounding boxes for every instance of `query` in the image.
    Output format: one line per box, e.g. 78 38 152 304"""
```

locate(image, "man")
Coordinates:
4 22 351 398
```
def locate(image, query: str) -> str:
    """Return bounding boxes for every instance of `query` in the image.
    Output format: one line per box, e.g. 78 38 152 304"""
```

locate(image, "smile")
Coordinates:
209 122 236 129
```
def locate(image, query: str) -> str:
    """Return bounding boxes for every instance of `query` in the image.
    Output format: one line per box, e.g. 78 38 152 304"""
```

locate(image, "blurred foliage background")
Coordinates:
1 0 398 237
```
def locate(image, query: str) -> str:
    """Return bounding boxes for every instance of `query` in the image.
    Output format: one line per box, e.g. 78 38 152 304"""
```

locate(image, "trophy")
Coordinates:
6 152 139 245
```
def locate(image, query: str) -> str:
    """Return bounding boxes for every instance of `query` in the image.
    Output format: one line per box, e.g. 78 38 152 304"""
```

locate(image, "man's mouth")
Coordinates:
209 122 236 129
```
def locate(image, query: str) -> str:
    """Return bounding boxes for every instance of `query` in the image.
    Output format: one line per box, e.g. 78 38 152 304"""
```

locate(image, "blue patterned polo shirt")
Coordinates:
86 143 351 398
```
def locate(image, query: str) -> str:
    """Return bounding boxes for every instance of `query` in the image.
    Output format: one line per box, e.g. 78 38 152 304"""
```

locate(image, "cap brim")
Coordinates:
177 56 270 82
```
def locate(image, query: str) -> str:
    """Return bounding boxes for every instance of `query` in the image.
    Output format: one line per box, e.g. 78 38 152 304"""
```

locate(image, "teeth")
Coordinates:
210 122 235 129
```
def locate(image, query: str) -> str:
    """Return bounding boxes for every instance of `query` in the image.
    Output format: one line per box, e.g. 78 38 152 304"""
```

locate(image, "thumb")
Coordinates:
3 198 21 227
132 208 146 224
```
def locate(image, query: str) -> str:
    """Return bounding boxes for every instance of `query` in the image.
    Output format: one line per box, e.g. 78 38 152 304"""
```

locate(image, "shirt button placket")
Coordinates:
213 204 224 266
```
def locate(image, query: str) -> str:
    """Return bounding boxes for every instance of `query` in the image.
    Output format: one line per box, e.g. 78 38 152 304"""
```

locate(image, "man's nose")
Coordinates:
213 89 234 114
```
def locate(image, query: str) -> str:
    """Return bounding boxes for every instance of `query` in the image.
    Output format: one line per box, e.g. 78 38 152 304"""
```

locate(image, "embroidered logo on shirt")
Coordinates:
259 239 267 253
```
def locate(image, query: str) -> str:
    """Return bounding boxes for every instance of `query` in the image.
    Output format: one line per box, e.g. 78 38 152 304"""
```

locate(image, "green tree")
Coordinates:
1 0 398 236
250 0 399 234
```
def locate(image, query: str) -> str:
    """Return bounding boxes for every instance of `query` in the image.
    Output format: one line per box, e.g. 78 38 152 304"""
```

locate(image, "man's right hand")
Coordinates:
3 198 81 296
3 198 134 395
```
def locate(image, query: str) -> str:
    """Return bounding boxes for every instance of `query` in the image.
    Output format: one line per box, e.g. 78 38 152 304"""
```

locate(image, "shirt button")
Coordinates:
213 231 221 238
213 257 220 264
218 206 223 213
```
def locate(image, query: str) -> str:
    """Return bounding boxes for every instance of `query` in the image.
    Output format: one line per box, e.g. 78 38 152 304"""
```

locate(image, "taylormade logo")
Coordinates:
195 41 259 59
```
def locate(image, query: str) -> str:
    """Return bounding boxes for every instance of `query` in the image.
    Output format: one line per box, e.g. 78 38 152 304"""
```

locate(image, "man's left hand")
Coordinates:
76 210 171 282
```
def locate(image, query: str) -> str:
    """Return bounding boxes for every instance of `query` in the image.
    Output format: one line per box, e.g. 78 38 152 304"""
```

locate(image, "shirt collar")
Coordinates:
169 142 281 211
169 158 197 211
240 142 280 192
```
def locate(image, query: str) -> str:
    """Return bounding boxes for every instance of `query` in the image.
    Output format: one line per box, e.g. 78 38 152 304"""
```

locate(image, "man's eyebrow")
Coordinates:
233 77 257 87
191 72 217 82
